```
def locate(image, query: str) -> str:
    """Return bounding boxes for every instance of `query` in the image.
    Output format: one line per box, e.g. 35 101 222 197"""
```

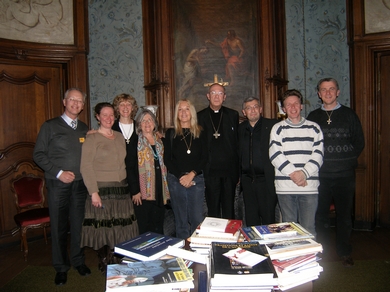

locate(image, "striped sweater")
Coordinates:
269 117 324 195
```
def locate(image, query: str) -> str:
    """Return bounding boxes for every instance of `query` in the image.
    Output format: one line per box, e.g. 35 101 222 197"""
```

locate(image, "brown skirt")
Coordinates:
81 180 139 250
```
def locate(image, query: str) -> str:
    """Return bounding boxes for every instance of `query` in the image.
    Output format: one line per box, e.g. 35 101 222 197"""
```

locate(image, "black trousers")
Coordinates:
241 174 277 226
46 179 87 272
316 175 355 257
204 176 236 219
134 200 165 235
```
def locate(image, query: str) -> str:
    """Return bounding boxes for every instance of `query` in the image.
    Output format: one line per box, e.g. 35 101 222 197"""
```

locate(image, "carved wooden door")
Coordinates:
0 60 62 245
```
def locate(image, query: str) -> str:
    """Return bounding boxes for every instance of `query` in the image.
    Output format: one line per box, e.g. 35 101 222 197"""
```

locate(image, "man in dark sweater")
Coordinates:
197 83 239 219
238 97 278 226
307 78 365 267
33 88 91 285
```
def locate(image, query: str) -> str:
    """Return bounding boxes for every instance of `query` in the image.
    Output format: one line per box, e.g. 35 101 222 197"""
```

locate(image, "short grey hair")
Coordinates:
316 78 339 91
64 88 86 102
135 109 159 134
242 97 261 109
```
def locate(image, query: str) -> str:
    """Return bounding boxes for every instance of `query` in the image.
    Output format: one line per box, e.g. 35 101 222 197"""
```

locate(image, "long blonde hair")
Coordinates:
173 99 202 138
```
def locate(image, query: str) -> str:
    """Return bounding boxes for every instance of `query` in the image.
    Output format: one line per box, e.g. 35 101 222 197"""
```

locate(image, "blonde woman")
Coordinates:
164 99 207 239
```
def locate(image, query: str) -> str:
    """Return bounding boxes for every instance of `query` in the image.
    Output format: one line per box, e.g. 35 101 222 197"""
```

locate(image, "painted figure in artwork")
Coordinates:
177 46 209 99
206 30 247 86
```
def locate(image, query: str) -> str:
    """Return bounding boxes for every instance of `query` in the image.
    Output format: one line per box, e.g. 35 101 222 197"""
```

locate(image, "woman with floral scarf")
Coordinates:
133 109 170 234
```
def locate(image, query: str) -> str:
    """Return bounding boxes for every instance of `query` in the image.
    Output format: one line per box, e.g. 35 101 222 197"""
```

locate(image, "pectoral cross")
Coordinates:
213 131 220 139
327 118 332 125
125 138 130 144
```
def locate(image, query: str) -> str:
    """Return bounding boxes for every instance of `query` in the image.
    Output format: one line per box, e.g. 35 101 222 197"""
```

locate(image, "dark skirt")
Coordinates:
81 180 139 250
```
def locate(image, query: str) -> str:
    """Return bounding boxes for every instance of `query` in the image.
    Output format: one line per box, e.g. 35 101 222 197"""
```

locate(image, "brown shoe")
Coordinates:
341 256 354 267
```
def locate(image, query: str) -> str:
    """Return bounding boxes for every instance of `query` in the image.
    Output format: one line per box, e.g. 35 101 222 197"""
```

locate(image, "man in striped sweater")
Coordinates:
269 89 324 236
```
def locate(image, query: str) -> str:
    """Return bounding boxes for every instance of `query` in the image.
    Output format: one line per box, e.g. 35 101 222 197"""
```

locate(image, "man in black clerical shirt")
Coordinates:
197 83 239 219
238 97 278 226
33 88 91 286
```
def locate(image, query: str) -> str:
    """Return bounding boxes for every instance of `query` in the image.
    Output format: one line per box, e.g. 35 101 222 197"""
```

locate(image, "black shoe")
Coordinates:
75 264 91 276
341 256 354 267
54 272 67 286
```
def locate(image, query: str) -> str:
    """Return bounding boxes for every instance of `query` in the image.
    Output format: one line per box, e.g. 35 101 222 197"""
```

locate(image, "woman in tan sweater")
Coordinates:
80 102 138 274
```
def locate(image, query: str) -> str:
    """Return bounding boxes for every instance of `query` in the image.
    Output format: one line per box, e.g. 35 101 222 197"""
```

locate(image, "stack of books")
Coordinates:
106 257 194 291
189 217 242 254
240 222 314 244
241 222 323 290
111 232 197 291
264 237 323 290
209 241 278 292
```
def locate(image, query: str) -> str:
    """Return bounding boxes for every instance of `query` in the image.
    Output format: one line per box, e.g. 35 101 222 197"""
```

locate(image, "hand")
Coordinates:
289 170 307 187
91 193 103 208
132 193 142 206
58 171 75 184
179 172 195 188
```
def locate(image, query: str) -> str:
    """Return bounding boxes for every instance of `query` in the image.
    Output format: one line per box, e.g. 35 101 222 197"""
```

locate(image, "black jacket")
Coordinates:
197 106 239 181
112 120 140 196
238 117 278 192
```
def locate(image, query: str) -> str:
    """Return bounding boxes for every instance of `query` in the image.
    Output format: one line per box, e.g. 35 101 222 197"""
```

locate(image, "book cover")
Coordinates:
210 242 276 282
242 222 314 244
106 257 194 291
264 238 322 260
240 226 262 242
252 222 298 239
114 232 184 261
199 217 242 235
200 217 228 233
222 246 267 267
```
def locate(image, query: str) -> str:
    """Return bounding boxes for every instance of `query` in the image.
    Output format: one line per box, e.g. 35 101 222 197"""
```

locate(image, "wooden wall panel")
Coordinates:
348 0 390 228
0 0 89 246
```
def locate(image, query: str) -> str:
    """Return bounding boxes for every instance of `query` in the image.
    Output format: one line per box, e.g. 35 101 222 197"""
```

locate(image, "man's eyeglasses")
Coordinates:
66 97 84 104
209 91 225 96
244 104 260 111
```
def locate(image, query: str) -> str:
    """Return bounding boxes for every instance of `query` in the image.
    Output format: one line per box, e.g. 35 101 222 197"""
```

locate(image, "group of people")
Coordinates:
32 76 364 286
33 90 172 286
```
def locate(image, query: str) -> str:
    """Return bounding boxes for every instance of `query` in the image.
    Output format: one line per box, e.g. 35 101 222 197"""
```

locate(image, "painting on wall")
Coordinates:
365 0 390 34
173 0 259 114
0 0 74 45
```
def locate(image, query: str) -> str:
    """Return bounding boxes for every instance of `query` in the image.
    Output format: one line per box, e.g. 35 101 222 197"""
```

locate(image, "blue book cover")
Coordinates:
114 232 184 261
240 226 262 241
253 223 298 239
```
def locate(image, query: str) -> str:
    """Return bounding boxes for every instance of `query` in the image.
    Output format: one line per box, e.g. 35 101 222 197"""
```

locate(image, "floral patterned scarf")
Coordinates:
137 132 170 204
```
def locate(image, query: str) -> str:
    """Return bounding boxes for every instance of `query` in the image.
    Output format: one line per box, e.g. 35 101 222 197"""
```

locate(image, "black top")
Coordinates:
307 104 365 177
112 120 140 196
163 128 208 179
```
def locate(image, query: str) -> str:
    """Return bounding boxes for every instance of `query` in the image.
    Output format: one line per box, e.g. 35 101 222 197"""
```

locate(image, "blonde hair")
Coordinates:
173 99 202 138
112 93 139 119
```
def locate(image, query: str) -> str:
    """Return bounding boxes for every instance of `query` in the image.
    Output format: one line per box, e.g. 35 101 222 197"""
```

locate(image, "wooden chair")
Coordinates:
10 172 50 261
